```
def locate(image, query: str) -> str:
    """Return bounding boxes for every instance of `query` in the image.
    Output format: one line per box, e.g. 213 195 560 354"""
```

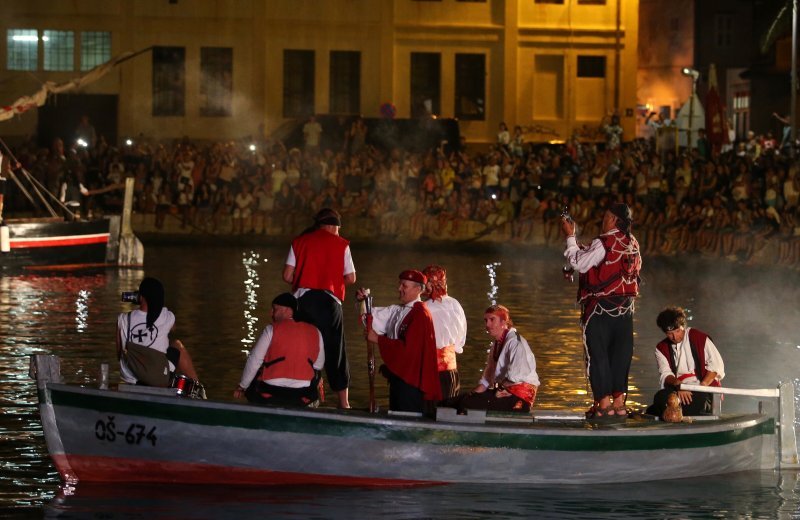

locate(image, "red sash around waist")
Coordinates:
436 345 457 372
505 382 538 406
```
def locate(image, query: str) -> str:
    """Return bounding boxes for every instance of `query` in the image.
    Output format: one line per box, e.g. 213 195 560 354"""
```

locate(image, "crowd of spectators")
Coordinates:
5 117 800 269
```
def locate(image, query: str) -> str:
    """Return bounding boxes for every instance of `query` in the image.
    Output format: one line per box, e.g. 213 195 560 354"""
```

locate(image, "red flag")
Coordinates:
705 64 728 153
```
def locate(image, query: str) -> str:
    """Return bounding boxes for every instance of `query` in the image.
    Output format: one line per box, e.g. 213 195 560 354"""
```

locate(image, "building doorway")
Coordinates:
37 94 118 150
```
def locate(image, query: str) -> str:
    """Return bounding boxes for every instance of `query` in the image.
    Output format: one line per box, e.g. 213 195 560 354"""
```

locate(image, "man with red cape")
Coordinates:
360 270 442 413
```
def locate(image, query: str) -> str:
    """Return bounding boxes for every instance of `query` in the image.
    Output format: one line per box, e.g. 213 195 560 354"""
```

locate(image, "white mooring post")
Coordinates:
779 381 799 467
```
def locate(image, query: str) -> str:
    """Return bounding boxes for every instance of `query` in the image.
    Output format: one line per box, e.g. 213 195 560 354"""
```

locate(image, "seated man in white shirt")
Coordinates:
234 293 325 407
645 306 725 417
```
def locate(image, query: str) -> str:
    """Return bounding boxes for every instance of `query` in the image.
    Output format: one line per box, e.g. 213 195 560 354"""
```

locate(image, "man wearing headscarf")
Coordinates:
358 270 442 413
421 265 467 400
561 203 642 420
283 208 356 409
116 277 200 386
234 292 325 407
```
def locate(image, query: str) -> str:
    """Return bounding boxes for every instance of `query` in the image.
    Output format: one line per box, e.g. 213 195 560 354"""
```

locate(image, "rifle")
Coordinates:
362 289 378 413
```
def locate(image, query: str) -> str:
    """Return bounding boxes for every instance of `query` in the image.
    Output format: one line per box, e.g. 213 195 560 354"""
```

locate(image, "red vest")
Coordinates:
578 229 641 304
291 229 349 301
259 320 320 382
655 328 721 387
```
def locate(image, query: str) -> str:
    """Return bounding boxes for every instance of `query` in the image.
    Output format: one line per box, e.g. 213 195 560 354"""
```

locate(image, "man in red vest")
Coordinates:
283 208 356 408
360 270 442 413
234 292 325 407
562 202 642 420
646 306 725 417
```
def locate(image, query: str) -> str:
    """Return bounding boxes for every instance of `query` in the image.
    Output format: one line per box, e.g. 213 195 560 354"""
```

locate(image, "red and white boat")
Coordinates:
1 177 143 272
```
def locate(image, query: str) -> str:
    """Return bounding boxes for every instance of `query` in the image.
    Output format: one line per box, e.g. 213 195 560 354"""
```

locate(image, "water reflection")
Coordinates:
485 261 501 305
3 244 800 513
240 250 263 351
42 471 800 519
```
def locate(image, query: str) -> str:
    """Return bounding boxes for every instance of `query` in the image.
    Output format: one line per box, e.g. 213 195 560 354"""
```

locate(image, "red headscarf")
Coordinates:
422 264 447 301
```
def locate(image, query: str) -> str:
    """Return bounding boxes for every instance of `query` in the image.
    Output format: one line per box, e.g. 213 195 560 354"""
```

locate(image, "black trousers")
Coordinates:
439 369 460 402
384 369 424 413
296 289 350 392
646 388 713 417
456 389 530 413
245 380 319 407
584 309 634 401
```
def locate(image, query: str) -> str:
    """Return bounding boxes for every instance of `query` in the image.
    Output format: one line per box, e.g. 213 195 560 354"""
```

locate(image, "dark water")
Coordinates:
2 241 800 518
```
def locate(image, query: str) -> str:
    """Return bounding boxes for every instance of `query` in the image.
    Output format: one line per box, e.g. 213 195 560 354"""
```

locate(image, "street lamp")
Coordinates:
682 68 700 149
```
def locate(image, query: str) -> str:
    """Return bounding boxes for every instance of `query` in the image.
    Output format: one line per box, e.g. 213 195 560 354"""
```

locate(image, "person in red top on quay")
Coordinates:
283 208 356 409
359 270 442 414
234 293 325 407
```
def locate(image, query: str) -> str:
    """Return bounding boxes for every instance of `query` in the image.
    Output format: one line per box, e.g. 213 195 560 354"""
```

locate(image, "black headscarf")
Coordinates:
300 207 342 235
138 277 165 329
609 202 633 237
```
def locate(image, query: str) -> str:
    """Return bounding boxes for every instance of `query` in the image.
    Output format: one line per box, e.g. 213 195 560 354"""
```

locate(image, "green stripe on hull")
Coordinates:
50 387 775 452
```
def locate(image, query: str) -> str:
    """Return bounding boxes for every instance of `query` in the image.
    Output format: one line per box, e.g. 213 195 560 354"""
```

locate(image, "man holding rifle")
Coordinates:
357 270 441 413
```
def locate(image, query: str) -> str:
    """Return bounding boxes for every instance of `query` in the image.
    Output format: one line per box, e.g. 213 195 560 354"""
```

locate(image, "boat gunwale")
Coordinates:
44 382 775 439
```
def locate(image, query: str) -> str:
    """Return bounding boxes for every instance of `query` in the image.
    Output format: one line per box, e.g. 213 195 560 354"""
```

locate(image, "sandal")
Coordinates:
585 403 615 422
613 404 628 418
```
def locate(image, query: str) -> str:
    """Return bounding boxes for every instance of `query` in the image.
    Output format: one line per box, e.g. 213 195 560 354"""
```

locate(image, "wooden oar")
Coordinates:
363 289 377 413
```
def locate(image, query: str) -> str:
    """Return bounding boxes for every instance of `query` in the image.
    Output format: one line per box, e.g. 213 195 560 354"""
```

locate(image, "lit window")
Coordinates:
43 30 74 71
7 29 38 71
81 31 111 70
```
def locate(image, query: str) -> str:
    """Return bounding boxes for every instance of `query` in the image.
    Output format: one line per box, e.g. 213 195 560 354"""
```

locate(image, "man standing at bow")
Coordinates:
283 208 356 409
562 203 642 419
421 265 467 400
358 270 442 413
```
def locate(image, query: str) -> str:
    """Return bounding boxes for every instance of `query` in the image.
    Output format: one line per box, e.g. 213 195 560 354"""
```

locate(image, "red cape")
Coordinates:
378 301 442 401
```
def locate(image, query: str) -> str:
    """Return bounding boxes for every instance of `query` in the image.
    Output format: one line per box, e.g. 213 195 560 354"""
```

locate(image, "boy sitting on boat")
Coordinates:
234 292 325 407
646 306 725 417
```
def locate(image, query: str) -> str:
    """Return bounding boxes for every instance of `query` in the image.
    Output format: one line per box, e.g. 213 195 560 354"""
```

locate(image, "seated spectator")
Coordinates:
452 304 539 413
234 293 324 407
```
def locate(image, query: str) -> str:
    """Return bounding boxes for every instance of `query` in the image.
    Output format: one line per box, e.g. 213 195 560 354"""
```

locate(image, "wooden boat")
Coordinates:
1 177 143 271
30 355 799 486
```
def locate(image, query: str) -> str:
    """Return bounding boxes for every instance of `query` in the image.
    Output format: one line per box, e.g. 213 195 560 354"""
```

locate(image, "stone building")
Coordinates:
0 0 639 147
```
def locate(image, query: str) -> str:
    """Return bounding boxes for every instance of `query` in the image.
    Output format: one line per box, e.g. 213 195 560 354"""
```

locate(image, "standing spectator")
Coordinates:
232 182 255 234
303 116 323 152
603 115 623 151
